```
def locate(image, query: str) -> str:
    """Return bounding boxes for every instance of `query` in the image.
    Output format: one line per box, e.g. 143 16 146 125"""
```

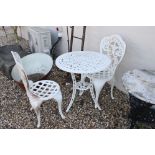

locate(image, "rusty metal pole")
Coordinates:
69 26 74 52
81 26 86 51
66 26 70 52
66 26 74 82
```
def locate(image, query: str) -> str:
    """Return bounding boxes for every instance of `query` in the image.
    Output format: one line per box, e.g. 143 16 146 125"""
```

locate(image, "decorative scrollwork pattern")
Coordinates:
56 51 111 74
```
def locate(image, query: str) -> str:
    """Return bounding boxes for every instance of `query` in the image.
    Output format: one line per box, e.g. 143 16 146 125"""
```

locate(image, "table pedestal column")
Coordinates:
66 73 101 112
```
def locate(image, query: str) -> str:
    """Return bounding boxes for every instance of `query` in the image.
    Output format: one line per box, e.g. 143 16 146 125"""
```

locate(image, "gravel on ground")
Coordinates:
0 66 131 129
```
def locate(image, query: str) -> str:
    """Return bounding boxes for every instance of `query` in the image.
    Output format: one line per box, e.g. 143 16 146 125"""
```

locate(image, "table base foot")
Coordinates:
95 103 102 110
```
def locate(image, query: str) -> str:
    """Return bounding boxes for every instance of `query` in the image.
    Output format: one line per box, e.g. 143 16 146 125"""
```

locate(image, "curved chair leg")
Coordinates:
93 79 106 110
29 96 42 128
111 77 115 99
90 79 101 110
53 91 65 119
34 106 41 128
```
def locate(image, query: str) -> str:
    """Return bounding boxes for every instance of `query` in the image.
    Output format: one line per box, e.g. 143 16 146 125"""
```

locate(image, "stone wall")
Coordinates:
0 26 17 46
0 26 30 79
0 26 29 51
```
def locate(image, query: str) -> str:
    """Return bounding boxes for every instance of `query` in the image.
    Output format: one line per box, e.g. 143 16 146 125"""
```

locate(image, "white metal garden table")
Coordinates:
56 51 111 112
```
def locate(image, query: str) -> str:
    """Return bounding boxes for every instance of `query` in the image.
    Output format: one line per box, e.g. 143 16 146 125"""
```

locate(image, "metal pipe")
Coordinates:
50 36 62 59
69 26 74 52
81 26 86 51
66 26 70 51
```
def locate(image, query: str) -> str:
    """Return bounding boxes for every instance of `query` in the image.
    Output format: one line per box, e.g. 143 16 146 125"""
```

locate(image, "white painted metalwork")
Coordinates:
11 51 65 128
56 51 111 74
88 35 126 107
122 69 155 104
56 51 111 111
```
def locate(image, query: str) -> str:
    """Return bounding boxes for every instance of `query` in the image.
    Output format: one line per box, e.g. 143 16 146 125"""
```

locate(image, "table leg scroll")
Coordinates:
79 74 87 96
66 73 77 112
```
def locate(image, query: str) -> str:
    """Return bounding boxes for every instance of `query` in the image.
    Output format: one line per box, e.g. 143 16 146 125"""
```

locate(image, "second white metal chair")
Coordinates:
11 51 65 128
89 34 126 109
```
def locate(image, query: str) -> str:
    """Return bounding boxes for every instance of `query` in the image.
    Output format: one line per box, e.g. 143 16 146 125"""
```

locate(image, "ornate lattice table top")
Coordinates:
56 51 111 74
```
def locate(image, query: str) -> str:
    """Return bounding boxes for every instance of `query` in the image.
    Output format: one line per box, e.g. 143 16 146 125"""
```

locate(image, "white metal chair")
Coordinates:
89 35 126 109
11 51 65 128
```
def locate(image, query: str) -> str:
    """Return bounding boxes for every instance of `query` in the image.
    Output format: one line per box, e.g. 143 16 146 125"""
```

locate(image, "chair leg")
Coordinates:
29 96 42 128
34 106 41 128
53 91 65 119
90 80 101 110
111 77 115 99
92 79 106 110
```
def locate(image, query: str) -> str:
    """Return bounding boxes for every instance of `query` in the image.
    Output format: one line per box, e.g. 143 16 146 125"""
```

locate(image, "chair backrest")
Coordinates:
100 34 126 71
11 51 30 92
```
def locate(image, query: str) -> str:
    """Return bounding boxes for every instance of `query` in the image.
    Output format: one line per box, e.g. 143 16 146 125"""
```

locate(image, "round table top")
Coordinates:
56 51 111 74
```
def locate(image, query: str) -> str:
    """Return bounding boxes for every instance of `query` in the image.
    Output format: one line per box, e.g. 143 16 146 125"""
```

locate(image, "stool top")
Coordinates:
122 69 155 104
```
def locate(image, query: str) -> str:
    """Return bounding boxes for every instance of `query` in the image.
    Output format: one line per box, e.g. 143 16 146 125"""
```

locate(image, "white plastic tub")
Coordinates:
11 53 53 85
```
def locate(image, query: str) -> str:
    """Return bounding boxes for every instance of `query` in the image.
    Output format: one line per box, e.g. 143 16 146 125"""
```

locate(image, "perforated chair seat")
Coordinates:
30 80 60 100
